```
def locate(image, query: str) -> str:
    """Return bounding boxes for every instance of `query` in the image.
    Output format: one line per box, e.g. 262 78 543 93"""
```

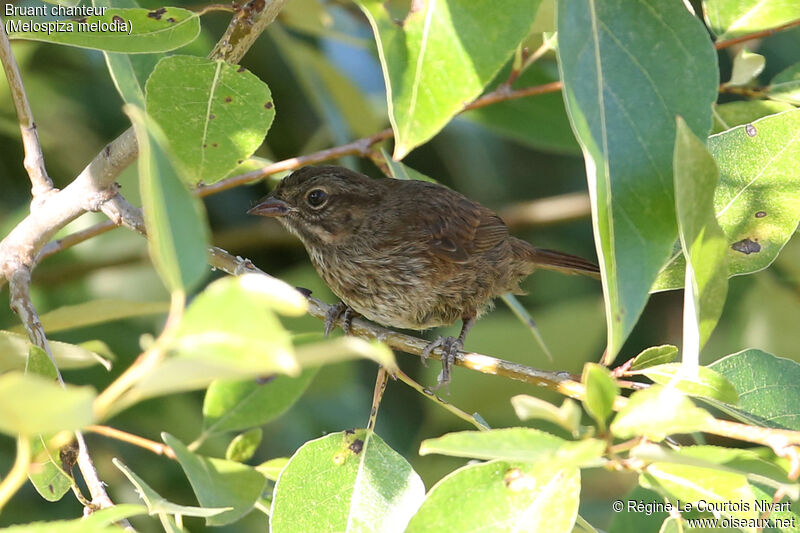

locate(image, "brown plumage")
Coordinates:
249 165 599 387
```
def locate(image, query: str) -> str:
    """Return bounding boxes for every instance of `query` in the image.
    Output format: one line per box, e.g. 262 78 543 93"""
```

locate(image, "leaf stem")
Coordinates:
394 369 489 431
86 425 176 460
714 17 800 50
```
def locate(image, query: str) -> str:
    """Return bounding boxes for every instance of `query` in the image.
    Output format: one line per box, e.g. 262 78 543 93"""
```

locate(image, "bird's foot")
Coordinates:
324 302 356 336
421 336 463 391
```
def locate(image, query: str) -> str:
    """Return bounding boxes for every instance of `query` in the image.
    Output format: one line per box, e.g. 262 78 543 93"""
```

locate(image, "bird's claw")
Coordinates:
421 336 463 391
324 302 355 336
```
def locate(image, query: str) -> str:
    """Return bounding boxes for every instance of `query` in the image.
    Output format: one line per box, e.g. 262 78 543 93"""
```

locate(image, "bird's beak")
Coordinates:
247 197 291 217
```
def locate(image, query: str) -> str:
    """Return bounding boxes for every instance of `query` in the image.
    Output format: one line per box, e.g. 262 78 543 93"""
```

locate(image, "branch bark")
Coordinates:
0 16 52 198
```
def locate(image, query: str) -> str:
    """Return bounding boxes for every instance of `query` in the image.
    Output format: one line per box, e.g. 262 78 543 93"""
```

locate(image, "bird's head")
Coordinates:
247 165 382 247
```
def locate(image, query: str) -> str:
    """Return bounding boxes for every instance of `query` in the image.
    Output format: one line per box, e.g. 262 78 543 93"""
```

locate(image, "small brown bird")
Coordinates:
248 165 599 387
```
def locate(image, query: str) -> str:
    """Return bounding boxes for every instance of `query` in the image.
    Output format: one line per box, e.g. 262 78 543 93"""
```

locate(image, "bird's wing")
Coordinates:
424 195 510 263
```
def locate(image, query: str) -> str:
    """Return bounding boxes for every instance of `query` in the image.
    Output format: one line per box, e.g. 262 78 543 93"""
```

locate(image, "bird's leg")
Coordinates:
421 316 476 390
324 301 357 336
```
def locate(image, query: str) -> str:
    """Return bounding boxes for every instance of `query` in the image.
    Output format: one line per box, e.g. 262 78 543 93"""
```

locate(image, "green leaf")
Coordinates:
256 457 289 482
704 0 800 41
641 462 758 521
607 486 672 533
382 148 437 183
41 0 81 7
293 337 397 372
709 349 800 430
629 345 678 372
610 386 713 441
113 458 231 518
0 330 111 371
419 428 605 468
163 433 266 526
406 460 580 533
93 0 161 107
633 444 800 498
226 428 263 462
357 0 542 159
635 364 739 405
673 117 728 353
202 368 318 436
726 48 766 87
510 395 582 436
127 105 209 293
0 373 94 436
8 8 200 53
557 0 718 358
122 275 304 406
11 299 168 334
270 25 384 140
463 62 580 154
271 429 425 532
0 505 147 533
145 55 275 185
712 100 796 134
25 347 72 502
654 110 800 291
768 62 800 105
581 363 618 431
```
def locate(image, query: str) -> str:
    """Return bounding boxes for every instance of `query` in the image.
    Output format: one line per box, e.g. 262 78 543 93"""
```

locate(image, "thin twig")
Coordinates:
0 16 52 197
714 17 800 50
86 425 176 460
367 367 390 431
8 270 121 516
195 128 394 196
498 192 592 228
394 369 489 431
206 247 800 451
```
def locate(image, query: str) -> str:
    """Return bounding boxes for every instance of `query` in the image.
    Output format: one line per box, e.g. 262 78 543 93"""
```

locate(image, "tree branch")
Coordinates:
714 17 800 51
0 16 52 198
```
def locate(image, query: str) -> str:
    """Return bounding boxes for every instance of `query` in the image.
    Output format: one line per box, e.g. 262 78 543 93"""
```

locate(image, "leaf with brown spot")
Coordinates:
654 110 800 291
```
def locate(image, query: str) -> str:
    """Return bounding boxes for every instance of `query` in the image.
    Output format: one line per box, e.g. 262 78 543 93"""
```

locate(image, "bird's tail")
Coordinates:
527 247 601 279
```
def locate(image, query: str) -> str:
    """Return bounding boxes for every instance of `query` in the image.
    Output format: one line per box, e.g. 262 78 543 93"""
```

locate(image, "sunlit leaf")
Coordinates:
709 349 800 430
511 395 582 436
558 0 718 358
610 386 713 441
145 55 275 185
726 48 765 87
357 0 542 158
114 458 231 518
581 363 618 431
271 429 425 532
8 8 200 53
673 117 728 354
629 345 678 371
202 368 318 436
11 299 168 334
634 364 739 404
704 0 800 40
0 373 94 436
407 460 579 533
419 428 605 468
654 110 800 290
127 105 210 293
226 428 263 462
0 331 111 371
163 434 266 526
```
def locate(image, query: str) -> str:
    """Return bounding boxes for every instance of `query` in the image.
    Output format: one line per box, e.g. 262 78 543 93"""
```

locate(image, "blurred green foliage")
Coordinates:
1 0 800 531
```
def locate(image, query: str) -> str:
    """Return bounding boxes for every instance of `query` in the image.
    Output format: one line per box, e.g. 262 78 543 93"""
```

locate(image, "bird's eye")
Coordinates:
306 189 328 208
